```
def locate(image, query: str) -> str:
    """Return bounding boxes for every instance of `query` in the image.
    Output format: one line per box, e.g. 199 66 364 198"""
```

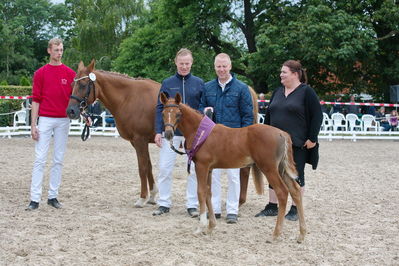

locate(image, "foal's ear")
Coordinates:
87 59 96 72
175 92 182 105
160 92 168 105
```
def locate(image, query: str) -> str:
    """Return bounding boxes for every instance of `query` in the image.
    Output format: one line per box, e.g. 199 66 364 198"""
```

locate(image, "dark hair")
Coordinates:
283 60 308 84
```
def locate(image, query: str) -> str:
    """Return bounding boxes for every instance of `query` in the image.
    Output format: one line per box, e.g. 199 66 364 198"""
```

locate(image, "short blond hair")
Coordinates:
175 48 193 62
48 38 63 49
214 53 231 65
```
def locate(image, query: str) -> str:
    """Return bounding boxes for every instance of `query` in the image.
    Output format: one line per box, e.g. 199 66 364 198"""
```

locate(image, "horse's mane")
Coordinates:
180 103 204 117
96 70 149 81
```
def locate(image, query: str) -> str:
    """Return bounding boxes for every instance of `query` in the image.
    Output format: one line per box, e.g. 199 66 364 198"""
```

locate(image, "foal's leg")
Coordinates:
283 178 306 243
194 165 210 235
130 139 151 207
262 168 288 241
239 167 250 206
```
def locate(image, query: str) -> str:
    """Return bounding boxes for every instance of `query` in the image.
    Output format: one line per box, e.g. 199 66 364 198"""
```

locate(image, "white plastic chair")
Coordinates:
361 114 379 131
257 113 265 124
345 113 362 131
13 110 27 127
331 113 347 131
322 112 333 131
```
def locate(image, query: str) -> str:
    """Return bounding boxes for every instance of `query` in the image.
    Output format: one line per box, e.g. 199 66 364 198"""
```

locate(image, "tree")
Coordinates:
113 0 215 82
115 0 399 98
64 0 145 70
0 0 72 84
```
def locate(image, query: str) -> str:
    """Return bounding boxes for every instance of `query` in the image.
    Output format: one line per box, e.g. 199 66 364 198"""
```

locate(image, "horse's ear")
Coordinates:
87 59 96 72
78 61 84 71
175 92 182 105
160 92 168 105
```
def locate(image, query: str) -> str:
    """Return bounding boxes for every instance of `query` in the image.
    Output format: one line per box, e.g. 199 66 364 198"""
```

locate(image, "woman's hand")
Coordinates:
303 139 316 149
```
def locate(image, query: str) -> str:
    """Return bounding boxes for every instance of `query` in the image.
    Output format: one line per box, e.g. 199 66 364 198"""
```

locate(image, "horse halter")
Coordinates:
70 72 97 111
163 104 182 130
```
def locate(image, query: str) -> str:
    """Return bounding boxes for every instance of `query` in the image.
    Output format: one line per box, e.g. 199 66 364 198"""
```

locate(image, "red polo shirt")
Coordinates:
32 64 76 118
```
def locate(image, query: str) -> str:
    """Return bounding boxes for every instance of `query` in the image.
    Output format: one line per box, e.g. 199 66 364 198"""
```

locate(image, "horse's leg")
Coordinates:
130 139 152 207
239 167 250 206
147 157 157 205
206 170 216 234
194 164 209 235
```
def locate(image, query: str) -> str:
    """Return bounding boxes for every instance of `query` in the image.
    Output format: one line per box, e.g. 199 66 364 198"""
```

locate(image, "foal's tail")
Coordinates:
278 133 298 184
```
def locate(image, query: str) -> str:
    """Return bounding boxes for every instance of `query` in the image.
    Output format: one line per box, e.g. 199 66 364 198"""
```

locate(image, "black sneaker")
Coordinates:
255 203 278 217
285 205 298 221
187 208 199 218
206 213 221 219
26 201 39 211
152 206 170 216
226 214 238 224
47 198 62 209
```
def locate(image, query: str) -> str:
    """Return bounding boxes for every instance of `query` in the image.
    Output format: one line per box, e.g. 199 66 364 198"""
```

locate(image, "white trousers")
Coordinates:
157 136 198 209
211 168 240 215
30 117 70 202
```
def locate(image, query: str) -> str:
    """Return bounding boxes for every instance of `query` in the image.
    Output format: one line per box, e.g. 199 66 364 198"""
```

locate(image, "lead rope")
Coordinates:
169 140 186 155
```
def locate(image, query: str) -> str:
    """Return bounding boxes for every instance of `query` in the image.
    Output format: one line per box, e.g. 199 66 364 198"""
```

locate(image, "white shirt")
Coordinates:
218 75 233 92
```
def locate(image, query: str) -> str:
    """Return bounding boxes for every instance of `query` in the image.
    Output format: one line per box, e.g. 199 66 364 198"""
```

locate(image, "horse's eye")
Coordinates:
79 83 86 91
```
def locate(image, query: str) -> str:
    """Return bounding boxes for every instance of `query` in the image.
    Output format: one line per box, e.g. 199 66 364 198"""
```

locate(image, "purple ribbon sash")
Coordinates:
186 115 215 173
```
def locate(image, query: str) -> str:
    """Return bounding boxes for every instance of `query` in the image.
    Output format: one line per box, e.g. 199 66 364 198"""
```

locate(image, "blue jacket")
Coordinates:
199 75 253 128
155 73 204 136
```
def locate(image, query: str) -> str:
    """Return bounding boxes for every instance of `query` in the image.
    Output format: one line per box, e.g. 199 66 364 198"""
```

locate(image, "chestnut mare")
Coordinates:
66 60 160 207
160 92 306 243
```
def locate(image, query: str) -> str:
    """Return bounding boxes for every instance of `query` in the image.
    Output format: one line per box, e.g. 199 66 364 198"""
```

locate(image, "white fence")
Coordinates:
2 112 398 141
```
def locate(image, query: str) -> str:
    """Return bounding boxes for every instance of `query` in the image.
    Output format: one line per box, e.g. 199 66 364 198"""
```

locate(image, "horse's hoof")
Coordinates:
147 198 156 205
134 198 147 208
193 228 204 236
297 235 305 244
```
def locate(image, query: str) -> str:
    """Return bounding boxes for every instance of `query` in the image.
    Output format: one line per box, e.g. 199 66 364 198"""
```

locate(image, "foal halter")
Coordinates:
163 104 181 130
163 104 185 155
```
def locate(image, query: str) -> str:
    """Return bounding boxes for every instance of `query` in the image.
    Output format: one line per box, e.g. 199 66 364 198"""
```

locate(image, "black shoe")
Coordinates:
26 201 39 211
152 206 170 216
47 198 62 209
285 205 298 221
255 203 278 217
187 208 199 218
226 213 238 224
206 213 221 219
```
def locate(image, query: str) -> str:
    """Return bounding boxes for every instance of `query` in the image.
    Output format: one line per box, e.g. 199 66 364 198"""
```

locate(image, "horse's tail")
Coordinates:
249 86 259 124
278 133 298 185
252 164 264 195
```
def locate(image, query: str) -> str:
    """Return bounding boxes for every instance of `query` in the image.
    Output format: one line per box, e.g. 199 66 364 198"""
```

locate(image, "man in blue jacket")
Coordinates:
153 48 205 217
199 53 253 223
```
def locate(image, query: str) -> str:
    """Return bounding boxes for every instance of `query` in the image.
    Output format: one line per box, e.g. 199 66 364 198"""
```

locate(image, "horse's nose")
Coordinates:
164 130 174 141
66 105 79 119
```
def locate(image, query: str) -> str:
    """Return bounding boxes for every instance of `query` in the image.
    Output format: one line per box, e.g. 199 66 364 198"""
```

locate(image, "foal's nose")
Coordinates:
164 130 174 141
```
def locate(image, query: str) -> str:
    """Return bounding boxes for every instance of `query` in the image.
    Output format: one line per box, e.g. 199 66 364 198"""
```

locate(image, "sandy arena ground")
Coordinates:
0 137 398 265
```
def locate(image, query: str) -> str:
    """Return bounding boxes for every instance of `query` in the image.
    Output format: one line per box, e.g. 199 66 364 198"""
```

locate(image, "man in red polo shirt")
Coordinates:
26 38 75 210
